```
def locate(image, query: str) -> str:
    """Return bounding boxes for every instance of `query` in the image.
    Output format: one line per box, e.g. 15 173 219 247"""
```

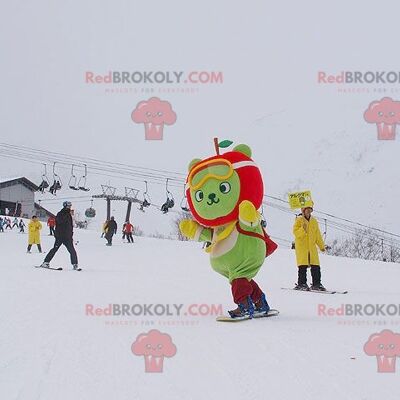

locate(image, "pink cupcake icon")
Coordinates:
364 329 400 373
364 97 400 140
131 329 177 373
131 97 177 140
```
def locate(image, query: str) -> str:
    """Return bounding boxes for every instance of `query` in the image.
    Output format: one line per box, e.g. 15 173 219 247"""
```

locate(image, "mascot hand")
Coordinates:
239 200 259 226
179 219 200 239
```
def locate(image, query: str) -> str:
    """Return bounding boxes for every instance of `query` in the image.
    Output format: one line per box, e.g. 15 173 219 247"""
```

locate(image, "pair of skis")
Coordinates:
281 287 348 295
34 265 81 271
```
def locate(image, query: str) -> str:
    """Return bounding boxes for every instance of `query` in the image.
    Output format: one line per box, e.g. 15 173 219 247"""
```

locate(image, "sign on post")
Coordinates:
288 190 313 209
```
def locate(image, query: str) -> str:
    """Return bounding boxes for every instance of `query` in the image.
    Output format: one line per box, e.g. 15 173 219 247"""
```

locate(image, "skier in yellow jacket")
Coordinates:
293 204 326 291
27 215 43 253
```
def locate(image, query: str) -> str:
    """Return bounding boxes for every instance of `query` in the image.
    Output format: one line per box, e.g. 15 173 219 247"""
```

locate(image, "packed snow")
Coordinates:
0 221 399 400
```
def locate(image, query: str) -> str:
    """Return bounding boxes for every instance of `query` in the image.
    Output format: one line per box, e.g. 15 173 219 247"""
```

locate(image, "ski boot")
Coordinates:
228 296 255 319
36 262 50 269
254 293 270 315
294 283 309 291
73 264 81 271
310 283 326 292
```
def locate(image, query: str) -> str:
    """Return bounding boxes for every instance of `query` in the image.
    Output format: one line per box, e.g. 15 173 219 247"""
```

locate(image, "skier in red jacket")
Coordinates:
47 216 56 236
123 221 134 243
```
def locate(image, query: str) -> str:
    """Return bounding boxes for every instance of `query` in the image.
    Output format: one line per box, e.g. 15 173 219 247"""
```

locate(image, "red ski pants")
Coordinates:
231 278 263 305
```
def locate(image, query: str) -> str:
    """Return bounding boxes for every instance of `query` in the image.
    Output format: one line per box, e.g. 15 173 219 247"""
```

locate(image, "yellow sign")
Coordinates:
288 191 313 209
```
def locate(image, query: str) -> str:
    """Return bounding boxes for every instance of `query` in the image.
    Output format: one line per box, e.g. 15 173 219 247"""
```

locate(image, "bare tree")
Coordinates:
148 231 173 240
133 226 144 237
326 229 400 264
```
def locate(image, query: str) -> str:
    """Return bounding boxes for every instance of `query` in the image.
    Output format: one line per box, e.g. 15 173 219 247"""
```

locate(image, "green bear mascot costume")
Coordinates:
179 139 278 318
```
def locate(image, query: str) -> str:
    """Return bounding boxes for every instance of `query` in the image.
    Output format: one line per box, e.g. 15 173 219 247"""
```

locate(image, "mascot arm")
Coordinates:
179 219 212 242
238 200 261 232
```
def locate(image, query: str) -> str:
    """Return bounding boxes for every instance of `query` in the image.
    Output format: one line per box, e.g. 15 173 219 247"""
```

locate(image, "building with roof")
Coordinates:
0 177 54 219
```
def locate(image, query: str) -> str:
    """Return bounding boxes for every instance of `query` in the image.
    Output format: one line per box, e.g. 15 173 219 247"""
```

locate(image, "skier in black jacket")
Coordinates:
39 201 80 270
105 216 117 246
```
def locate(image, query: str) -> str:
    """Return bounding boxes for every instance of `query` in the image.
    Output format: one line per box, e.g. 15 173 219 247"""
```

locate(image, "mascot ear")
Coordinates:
188 158 202 172
233 144 252 158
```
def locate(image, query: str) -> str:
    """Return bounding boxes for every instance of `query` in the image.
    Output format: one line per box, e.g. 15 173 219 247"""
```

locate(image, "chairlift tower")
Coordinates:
92 185 142 221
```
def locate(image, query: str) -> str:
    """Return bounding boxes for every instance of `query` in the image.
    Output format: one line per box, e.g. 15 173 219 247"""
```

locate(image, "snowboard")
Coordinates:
281 287 348 295
216 309 279 322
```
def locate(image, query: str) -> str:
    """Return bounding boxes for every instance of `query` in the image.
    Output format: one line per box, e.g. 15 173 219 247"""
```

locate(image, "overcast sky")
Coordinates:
1 0 399 239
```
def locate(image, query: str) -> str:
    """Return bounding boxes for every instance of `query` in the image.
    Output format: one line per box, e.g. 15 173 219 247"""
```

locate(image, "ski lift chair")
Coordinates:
38 164 50 193
139 181 152 212
49 162 62 195
161 179 175 214
68 164 79 190
180 185 190 212
78 164 90 191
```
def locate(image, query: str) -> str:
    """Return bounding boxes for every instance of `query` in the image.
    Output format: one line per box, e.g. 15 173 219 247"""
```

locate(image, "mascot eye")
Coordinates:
195 190 204 202
219 182 231 194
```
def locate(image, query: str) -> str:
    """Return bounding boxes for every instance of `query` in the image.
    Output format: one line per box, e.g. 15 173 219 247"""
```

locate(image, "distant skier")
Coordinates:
122 221 127 241
123 220 134 243
27 215 42 253
39 201 80 270
12 217 19 229
47 216 56 236
101 220 108 238
19 219 26 233
292 204 326 291
5 217 12 230
104 216 117 246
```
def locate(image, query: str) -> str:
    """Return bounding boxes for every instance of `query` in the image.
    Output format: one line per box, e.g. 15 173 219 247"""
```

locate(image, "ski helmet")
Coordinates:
63 201 72 208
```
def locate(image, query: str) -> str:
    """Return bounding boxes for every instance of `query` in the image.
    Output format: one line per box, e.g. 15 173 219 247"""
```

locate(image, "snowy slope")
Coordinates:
1 226 399 400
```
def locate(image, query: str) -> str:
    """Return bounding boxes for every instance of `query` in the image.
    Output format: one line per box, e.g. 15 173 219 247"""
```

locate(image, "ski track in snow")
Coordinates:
1 227 399 400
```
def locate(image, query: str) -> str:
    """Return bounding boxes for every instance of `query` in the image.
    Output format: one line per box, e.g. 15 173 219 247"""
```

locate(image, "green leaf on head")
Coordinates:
218 140 233 148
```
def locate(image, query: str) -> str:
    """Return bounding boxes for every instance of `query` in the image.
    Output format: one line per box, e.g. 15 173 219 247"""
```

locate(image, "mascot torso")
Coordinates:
185 144 267 282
